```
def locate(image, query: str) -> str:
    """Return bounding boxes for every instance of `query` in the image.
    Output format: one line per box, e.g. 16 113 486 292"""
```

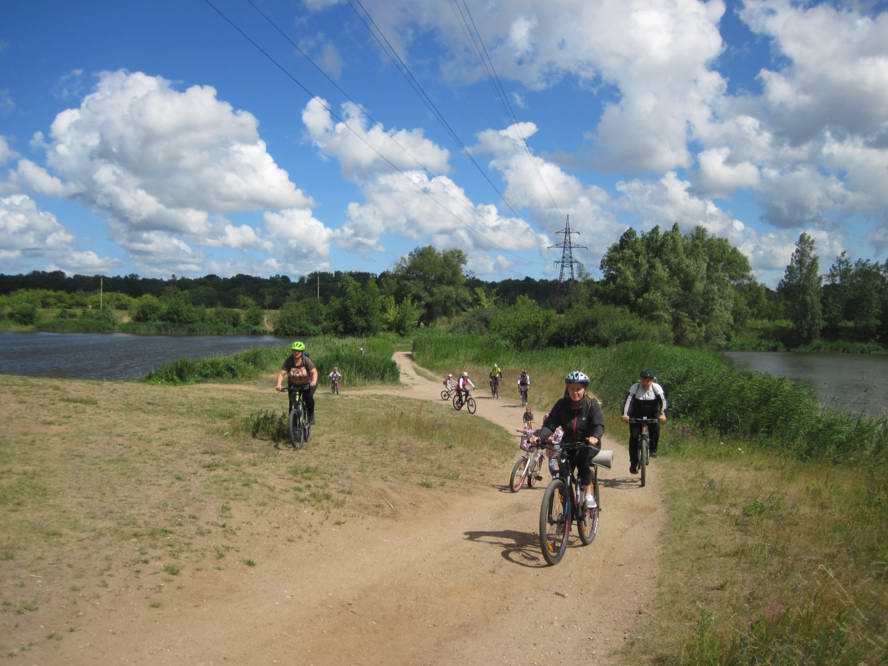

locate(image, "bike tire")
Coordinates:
640 435 648 487
578 475 600 545
288 408 304 449
452 394 463 411
509 457 529 493
539 479 571 566
441 390 450 401
526 455 540 488
466 397 476 414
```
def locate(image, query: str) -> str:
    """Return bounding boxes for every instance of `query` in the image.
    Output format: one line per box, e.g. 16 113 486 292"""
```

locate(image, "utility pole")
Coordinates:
316 272 320 301
99 276 103 310
549 214 587 282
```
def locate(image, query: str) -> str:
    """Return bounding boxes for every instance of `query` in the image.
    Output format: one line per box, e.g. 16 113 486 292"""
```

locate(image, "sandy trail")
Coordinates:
51 353 664 665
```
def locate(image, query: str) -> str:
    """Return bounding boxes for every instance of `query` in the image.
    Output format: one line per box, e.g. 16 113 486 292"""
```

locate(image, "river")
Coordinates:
724 351 888 419
0 332 289 380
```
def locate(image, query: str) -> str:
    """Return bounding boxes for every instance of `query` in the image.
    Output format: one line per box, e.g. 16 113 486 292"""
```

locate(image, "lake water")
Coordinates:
0 332 289 381
724 351 888 419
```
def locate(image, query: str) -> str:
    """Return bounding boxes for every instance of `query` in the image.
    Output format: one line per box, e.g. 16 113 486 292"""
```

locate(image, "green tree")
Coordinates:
778 232 823 343
273 299 327 337
331 276 382 335
390 246 471 323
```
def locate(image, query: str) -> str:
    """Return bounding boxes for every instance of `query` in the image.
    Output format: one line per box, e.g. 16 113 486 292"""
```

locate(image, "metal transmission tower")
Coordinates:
550 214 587 282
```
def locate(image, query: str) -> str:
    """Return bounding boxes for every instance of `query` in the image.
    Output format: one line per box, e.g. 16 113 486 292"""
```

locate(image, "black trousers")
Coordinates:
289 384 316 419
558 446 594 487
629 421 660 466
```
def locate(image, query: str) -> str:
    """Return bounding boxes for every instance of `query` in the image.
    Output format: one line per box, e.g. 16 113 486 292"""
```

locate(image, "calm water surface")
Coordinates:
0 332 288 380
724 351 888 418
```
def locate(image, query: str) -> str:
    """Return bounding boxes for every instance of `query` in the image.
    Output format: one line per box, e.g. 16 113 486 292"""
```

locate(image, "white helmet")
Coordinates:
462 372 468 377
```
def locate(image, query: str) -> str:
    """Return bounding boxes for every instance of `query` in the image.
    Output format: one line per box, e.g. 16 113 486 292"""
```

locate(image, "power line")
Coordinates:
202 0 482 235
245 0 451 177
347 0 525 220
455 0 563 216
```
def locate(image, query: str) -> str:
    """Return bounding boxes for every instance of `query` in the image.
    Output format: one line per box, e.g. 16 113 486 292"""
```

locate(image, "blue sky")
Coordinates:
1 0 887 286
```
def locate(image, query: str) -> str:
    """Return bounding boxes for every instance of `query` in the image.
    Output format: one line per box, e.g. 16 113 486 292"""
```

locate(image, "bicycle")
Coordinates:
330 378 341 395
628 417 658 487
452 390 477 415
278 385 311 449
509 429 545 492
518 384 529 406
538 442 612 566
441 382 455 401
489 376 500 400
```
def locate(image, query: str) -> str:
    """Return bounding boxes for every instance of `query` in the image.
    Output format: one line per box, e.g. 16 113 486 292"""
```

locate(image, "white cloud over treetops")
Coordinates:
11 70 337 275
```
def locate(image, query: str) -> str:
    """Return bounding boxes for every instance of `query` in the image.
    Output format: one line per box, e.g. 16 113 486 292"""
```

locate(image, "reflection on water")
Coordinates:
0 332 288 381
725 351 888 419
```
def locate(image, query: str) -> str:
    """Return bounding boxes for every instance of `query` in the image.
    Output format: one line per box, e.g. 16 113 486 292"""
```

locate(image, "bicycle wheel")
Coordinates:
466 397 477 414
288 407 304 449
539 479 571 565
509 457 530 492
640 434 648 487
452 394 463 410
578 474 600 545
441 389 450 401
526 454 540 488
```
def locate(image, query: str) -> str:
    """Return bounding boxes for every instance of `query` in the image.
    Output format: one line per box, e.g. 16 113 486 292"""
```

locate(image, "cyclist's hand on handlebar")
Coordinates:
621 415 630 423
275 386 283 392
659 414 667 423
585 436 600 446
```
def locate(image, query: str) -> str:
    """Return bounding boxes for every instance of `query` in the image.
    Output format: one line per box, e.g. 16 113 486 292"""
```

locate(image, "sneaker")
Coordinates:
650 451 657 458
585 494 597 509
629 465 638 474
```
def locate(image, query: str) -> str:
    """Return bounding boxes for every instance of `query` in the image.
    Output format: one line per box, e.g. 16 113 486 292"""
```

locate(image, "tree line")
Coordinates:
2 226 885 349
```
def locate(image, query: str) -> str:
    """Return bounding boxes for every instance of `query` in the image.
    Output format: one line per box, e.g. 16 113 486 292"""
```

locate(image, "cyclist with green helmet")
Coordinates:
275 341 318 424
535 370 605 509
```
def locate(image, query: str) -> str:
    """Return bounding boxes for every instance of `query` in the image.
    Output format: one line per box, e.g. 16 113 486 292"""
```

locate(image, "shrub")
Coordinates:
10 303 38 325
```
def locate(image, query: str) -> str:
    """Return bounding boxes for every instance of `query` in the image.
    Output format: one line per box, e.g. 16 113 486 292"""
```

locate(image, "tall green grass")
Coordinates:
145 336 399 385
413 331 888 461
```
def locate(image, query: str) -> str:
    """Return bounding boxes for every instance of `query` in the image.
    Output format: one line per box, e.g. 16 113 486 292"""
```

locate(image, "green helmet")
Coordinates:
290 341 306 351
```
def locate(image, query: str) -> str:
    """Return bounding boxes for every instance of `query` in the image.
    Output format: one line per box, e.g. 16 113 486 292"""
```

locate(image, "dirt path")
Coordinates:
47 354 664 665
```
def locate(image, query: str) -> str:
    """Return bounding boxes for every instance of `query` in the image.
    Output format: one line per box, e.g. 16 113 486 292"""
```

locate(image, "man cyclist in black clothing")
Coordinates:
621 369 667 474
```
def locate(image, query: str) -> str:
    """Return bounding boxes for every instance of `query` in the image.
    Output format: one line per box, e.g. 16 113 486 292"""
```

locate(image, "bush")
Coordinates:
274 300 328 337
489 296 555 350
10 303 38 325
549 304 672 347
145 336 399 386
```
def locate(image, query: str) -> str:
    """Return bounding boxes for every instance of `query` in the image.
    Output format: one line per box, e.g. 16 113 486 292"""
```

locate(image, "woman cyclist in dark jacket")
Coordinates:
537 370 605 509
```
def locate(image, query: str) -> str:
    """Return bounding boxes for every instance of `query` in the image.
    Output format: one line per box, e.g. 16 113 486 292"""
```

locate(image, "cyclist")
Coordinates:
518 368 531 401
275 341 318 425
536 371 604 509
457 371 475 400
621 369 667 474
442 373 455 392
329 366 342 392
489 363 502 393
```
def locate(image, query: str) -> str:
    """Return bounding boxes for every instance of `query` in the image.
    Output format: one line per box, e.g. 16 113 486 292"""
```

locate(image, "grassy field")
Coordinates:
0 373 512 658
413 332 888 663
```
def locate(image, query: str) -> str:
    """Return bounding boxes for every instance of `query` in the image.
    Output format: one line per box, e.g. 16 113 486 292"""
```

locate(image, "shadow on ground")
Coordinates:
463 529 547 568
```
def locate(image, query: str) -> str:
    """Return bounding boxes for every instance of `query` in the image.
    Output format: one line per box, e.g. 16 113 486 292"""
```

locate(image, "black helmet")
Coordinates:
640 369 654 379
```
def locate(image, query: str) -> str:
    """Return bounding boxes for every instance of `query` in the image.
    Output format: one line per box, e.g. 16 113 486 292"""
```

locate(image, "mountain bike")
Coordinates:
278 385 311 449
509 429 545 492
538 442 612 566
441 382 455 401
330 377 341 395
489 376 500 399
452 390 477 414
629 417 658 487
518 385 529 406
